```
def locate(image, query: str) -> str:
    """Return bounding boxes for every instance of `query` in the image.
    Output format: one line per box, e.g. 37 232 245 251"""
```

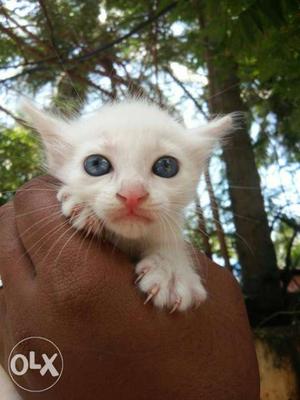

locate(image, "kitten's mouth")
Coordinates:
110 209 154 224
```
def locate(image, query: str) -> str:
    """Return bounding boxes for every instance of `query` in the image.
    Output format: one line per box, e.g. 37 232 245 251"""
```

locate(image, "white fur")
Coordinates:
21 99 235 312
1 100 235 398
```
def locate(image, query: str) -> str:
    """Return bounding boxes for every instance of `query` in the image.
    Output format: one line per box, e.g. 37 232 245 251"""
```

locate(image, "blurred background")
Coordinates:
0 0 299 398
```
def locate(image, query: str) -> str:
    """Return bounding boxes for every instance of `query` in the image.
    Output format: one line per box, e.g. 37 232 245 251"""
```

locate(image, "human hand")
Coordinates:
0 176 259 400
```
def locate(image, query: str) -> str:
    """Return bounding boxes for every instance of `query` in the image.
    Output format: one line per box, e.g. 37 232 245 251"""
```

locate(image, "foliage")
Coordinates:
0 127 41 205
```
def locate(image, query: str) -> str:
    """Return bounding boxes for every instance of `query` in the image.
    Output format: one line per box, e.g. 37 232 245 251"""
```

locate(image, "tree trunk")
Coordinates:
204 167 231 270
195 1 282 318
195 196 212 259
205 55 282 317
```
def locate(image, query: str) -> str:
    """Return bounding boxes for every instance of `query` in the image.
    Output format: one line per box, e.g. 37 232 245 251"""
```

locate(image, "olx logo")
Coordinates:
10 352 59 377
8 337 63 393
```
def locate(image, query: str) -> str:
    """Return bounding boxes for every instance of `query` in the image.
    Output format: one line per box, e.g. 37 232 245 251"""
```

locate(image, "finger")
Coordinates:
13 176 136 298
13 175 65 267
0 202 35 292
13 176 98 277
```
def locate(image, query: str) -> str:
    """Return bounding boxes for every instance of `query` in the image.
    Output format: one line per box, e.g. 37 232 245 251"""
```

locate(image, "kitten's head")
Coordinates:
22 100 236 239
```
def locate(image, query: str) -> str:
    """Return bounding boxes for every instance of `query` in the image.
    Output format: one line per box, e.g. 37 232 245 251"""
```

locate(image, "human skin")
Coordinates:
0 176 259 400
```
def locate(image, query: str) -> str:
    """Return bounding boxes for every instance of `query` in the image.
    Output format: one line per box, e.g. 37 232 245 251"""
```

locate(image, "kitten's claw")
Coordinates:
57 187 70 202
136 255 207 311
70 205 83 221
169 297 181 314
134 269 148 284
57 185 100 235
144 284 160 304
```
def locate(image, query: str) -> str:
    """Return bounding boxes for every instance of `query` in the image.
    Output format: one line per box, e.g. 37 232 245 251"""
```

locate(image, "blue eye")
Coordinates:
152 156 179 178
84 154 112 176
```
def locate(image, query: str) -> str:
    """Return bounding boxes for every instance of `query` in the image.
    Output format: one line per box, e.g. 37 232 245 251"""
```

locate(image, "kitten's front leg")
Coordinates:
135 245 207 312
57 185 100 234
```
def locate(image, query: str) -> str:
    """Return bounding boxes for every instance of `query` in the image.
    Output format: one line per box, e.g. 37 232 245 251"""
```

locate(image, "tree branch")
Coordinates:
68 1 178 64
285 229 297 270
0 18 45 59
0 5 45 45
279 214 300 232
0 1 178 84
205 167 232 271
73 73 115 100
0 65 49 84
38 0 63 62
164 66 208 118
0 104 26 126
195 196 212 259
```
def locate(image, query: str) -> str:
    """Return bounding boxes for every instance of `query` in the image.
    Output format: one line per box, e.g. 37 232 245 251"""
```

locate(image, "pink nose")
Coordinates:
116 189 148 210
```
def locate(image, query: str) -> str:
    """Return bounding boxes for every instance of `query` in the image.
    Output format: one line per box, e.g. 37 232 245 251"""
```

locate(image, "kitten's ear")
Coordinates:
20 100 72 171
189 112 243 158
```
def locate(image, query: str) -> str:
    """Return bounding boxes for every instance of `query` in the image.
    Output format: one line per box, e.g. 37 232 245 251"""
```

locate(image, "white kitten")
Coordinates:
22 99 235 312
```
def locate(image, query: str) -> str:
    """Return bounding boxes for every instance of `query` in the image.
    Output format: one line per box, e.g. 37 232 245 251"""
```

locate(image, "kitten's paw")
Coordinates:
57 186 99 232
135 256 207 312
